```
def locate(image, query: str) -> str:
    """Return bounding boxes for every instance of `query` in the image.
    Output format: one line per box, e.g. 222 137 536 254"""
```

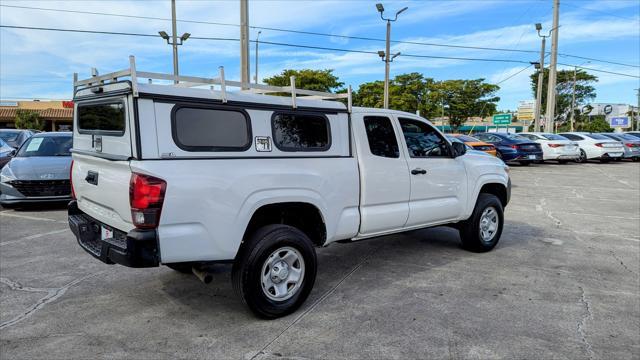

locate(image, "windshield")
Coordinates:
615 134 638 141
0 131 19 142
16 136 72 157
541 133 567 140
585 134 610 140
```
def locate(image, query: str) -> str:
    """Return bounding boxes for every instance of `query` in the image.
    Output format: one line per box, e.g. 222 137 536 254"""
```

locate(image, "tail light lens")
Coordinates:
70 160 76 199
548 143 563 148
510 145 518 149
594 143 603 147
130 173 166 229
625 143 638 148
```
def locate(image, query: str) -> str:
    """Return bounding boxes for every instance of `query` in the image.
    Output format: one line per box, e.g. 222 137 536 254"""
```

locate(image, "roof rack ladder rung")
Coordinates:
218 66 227 103
129 55 138 97
290 75 297 109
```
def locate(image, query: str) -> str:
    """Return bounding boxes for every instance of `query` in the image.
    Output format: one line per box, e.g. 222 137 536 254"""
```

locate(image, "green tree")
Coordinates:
581 116 612 133
14 109 45 130
429 79 500 130
263 69 344 92
530 69 597 123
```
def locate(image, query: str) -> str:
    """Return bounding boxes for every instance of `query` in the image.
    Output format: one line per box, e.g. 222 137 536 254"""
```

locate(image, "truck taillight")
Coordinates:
130 173 166 229
70 160 76 199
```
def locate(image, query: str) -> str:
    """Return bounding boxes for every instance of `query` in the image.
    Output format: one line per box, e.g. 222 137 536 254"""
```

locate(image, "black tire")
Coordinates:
232 224 317 319
633 157 640 162
600 158 610 163
614 157 622 162
459 193 504 253
165 263 193 274
519 161 531 166
578 149 587 163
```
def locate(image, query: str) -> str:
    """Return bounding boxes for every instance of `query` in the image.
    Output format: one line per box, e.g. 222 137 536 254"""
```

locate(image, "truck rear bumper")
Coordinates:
68 200 159 268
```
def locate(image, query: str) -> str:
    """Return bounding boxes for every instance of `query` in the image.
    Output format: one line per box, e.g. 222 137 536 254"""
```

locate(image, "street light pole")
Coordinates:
158 0 190 84
534 23 549 132
254 31 261 84
376 3 407 109
240 0 250 89
171 0 178 80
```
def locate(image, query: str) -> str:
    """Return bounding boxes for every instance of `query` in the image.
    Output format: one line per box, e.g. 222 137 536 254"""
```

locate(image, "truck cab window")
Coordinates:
364 116 399 158
399 118 450 158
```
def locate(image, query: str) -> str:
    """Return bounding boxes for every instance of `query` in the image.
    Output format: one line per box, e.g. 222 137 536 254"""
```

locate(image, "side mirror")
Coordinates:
9 149 16 157
452 142 467 157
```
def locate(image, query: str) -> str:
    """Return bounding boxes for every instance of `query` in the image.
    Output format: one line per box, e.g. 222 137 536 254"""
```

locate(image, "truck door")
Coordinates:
395 117 467 226
352 114 410 236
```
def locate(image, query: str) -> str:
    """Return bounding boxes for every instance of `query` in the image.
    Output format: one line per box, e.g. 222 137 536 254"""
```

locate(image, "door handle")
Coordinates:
85 171 99 185
411 168 427 175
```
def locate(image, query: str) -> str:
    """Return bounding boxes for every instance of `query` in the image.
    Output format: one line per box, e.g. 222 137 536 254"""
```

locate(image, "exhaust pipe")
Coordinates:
192 266 213 284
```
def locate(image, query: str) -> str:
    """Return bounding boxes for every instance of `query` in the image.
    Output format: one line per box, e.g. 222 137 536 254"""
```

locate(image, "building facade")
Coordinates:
0 100 73 131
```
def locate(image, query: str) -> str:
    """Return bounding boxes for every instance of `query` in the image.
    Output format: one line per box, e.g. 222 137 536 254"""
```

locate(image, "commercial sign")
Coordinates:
492 113 512 125
609 117 629 128
517 100 535 121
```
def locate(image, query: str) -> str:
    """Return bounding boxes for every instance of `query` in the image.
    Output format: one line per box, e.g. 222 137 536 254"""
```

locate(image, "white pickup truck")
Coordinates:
68 57 510 318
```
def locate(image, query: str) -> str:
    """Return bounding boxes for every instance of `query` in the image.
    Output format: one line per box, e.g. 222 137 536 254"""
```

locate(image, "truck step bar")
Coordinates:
73 55 352 112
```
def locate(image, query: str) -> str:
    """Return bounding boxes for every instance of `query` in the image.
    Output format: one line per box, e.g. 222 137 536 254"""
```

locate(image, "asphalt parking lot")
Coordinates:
1 162 638 359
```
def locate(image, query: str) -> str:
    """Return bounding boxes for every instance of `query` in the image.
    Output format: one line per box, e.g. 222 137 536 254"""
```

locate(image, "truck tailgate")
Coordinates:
72 153 133 232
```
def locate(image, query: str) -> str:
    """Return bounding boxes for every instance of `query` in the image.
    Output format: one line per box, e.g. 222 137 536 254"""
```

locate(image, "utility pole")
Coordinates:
569 61 589 132
376 3 407 109
254 31 261 84
240 0 250 88
570 66 577 131
158 0 190 84
635 88 640 131
534 23 549 132
545 0 560 133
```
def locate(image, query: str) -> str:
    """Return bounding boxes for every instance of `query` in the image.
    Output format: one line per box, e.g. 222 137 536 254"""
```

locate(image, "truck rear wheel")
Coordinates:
232 224 317 319
459 193 504 252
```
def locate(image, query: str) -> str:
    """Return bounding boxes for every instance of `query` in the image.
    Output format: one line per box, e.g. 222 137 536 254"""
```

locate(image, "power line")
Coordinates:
0 25 532 64
1 3 637 69
563 2 639 21
1 25 638 79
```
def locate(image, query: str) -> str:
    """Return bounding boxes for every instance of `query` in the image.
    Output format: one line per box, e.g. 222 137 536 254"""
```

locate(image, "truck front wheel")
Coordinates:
232 224 317 319
459 193 504 252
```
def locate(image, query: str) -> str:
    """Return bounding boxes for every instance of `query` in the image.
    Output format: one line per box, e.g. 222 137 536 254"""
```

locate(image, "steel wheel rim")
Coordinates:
479 206 499 243
579 150 586 162
260 246 305 302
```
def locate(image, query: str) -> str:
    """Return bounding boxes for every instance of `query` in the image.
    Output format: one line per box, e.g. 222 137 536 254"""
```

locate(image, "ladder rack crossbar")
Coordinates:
74 56 351 112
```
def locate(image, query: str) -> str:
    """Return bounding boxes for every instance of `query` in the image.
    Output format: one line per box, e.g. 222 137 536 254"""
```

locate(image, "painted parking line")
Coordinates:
0 229 70 247
0 212 62 222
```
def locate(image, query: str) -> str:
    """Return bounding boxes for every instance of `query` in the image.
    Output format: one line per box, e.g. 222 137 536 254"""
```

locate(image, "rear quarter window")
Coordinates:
77 101 126 135
171 106 252 152
271 112 331 152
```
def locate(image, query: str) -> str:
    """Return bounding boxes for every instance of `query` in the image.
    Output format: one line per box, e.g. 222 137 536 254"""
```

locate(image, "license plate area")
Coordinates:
528 155 537 160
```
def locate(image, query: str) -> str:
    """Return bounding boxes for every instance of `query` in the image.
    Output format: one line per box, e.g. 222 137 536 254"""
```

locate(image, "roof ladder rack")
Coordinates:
74 55 352 112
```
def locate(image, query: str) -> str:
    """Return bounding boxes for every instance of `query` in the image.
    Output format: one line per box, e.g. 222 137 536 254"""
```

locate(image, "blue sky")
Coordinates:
1 0 638 111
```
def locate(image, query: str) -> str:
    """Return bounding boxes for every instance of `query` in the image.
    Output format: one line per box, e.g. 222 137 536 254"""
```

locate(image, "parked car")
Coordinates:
625 131 640 139
0 132 73 206
0 138 14 168
473 132 543 165
450 134 497 156
445 135 491 157
600 133 640 161
0 129 34 149
558 132 625 163
518 132 580 163
68 60 510 319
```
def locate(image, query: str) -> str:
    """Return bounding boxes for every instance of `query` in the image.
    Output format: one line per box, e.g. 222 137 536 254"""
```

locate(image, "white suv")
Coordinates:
68 57 511 318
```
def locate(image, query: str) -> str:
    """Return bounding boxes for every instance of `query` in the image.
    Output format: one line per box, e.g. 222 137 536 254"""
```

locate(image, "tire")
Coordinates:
459 193 504 253
633 157 640 162
558 160 568 164
165 263 193 274
600 158 610 163
519 161 531 166
232 224 317 319
578 149 587 163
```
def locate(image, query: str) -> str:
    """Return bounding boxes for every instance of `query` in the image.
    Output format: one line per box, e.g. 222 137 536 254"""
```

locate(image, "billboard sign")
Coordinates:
609 117 629 128
517 100 535 121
